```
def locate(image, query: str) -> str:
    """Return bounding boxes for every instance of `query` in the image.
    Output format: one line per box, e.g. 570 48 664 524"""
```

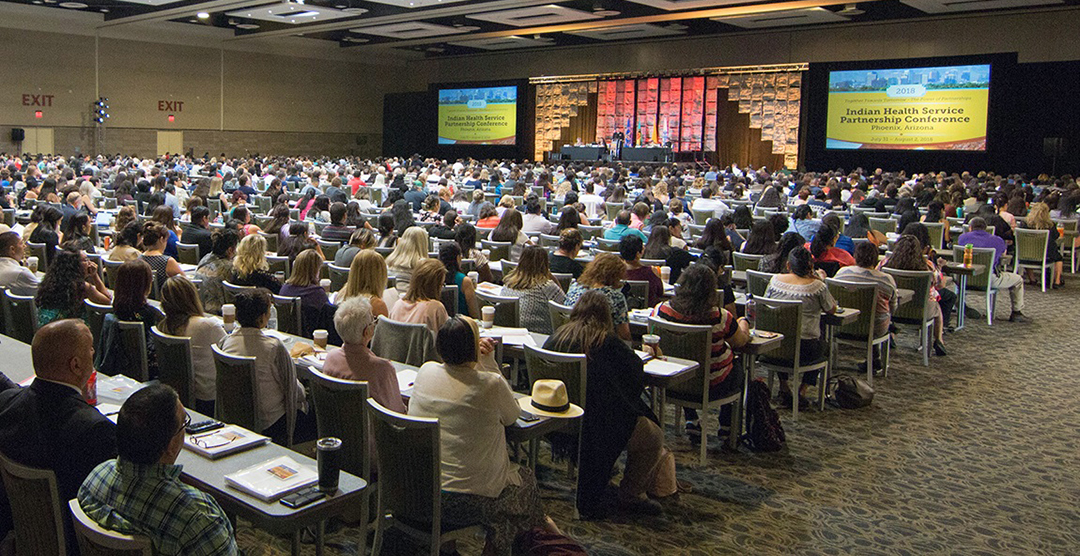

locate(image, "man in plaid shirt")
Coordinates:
78 384 237 555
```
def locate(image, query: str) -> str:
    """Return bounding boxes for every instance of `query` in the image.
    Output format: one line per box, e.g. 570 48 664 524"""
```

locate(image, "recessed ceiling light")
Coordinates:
59 2 87 8
188 19 197 22
99 7 108 11
235 22 260 29
32 1 43 4
342 7 363 12
593 10 620 16
196 11 209 19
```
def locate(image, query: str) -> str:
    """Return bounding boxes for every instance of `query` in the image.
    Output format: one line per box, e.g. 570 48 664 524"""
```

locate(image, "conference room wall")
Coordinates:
402 8 1080 85
0 27 387 156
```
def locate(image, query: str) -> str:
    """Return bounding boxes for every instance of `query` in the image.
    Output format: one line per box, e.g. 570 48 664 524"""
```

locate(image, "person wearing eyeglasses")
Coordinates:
321 296 406 414
78 384 238 556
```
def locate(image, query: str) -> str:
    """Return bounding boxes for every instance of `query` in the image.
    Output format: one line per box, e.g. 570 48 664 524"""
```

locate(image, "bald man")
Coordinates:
0 319 117 552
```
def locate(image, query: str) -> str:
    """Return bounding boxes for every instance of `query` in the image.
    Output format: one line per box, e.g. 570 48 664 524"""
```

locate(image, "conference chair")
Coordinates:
868 217 898 236
604 202 623 221
207 198 222 219
826 278 889 385
500 259 518 277
578 225 604 241
1012 228 1052 292
4 289 38 344
595 238 620 252
0 452 67 556
150 326 197 407
476 291 520 328
367 399 484 556
480 240 511 264
271 294 303 336
924 222 946 250
316 239 340 261
103 198 117 210
176 242 200 266
552 273 574 293
881 268 935 367
374 246 393 258
547 300 573 333
68 499 152 556
327 263 349 292
257 231 279 254
745 269 773 298
84 300 113 345
1054 219 1078 273
108 319 150 383
952 246 998 326
1 208 13 228
212 345 297 446
254 215 274 230
732 252 764 272
624 280 650 310
370 316 438 367
539 233 560 248
27 242 49 272
756 296 829 420
692 209 713 225
221 281 255 304
253 195 272 214
648 316 742 464
102 259 123 289
440 285 459 316
308 369 371 555
266 255 290 280
523 345 586 482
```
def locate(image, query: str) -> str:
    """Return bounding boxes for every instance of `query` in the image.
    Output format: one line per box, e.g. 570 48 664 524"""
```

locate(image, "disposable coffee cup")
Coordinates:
481 306 495 329
316 437 343 493
26 256 38 273
660 266 671 284
320 278 332 292
274 271 286 282
222 304 235 325
468 271 479 284
313 329 328 349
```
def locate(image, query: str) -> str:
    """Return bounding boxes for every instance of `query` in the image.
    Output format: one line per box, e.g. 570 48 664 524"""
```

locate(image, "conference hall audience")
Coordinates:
834 242 898 371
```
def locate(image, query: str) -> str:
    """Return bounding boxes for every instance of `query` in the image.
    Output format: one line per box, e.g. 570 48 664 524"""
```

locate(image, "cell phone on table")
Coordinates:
185 419 224 435
280 486 325 508
519 410 541 422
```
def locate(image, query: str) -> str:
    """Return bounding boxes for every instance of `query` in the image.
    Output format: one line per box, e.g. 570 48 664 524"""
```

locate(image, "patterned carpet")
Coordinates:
236 279 1080 555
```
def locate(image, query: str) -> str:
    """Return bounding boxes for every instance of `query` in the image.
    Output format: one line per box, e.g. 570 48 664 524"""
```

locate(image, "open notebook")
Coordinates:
224 456 317 502
184 425 270 460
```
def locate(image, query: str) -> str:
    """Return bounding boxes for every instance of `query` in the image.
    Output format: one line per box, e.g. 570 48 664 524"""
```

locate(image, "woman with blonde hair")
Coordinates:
565 252 631 341
208 176 230 212
230 233 282 294
280 249 330 310
112 205 137 234
1024 202 1064 287
159 275 226 416
333 249 389 318
500 245 566 333
385 226 429 292
496 195 516 217
389 258 448 337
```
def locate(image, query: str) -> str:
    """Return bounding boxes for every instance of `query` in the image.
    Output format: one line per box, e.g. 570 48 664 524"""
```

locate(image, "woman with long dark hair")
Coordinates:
35 247 111 327
61 212 95 254
456 223 494 283
741 220 777 255
98 259 159 379
883 234 949 356
759 231 805 273
437 242 479 318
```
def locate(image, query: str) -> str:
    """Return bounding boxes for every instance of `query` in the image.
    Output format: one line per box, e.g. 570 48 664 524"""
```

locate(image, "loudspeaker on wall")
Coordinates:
10 128 24 142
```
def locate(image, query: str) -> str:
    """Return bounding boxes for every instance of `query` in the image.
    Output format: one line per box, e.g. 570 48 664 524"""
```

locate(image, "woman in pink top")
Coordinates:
389 258 449 337
321 296 406 413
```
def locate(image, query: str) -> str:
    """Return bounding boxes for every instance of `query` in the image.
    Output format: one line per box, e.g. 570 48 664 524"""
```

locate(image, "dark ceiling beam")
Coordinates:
98 0 274 28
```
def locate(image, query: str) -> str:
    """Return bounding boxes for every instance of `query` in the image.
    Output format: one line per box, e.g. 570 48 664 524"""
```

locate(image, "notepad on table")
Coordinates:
94 403 122 424
184 425 270 460
483 327 536 346
224 455 317 501
397 369 417 394
476 281 502 294
645 359 690 377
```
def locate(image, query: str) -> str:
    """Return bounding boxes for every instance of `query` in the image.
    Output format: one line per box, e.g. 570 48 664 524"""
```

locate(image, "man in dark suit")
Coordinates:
60 191 86 232
0 319 117 552
181 205 214 259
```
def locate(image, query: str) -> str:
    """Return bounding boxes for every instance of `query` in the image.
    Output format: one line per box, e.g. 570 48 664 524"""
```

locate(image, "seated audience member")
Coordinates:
334 249 390 318
642 225 695 284
78 384 238 556
547 290 674 518
195 229 239 315
956 217 1029 322
409 316 562 556
97 259 160 379
518 197 552 235
386 226 430 295
629 202 650 231
694 218 734 261
217 289 312 445
620 235 663 308
742 220 778 255
229 233 282 294
230 206 262 237
604 210 647 242
36 247 112 327
108 221 144 262
419 195 443 223
764 247 837 410
151 206 181 260
882 235 950 356
565 252 631 341
834 241 898 370
476 202 501 228
549 228 585 279
140 222 184 293
654 264 749 445
277 222 323 262
1024 202 1064 287
62 213 96 254
334 228 376 267
555 206 582 233
320 202 354 243
429 210 459 240
29 205 62 267
491 209 529 262
758 232 806 274
159 276 226 416
180 205 214 258
0 319 116 549
262 204 291 237
808 224 856 274
500 245 566 334
321 297 406 413
821 213 855 254
788 204 820 240
900 223 957 341
0 231 40 294
389 258 449 337
438 242 479 318
280 249 330 311
456 223 495 284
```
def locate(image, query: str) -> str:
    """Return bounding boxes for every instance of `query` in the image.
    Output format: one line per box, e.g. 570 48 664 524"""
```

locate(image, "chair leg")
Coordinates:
882 339 890 377
922 323 929 367
358 488 369 556
371 499 385 556
791 371 799 422
987 292 994 326
865 343 874 387
698 414 707 467
1042 265 1047 292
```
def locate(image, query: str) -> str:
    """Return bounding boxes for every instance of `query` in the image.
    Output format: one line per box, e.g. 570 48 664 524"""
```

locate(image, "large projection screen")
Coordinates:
437 86 518 145
825 64 991 151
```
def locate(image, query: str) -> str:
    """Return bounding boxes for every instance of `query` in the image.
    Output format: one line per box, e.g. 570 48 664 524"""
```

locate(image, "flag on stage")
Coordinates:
650 122 659 145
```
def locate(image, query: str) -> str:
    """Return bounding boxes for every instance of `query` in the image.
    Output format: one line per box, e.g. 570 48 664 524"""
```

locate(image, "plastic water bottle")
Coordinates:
268 305 278 331
745 294 756 337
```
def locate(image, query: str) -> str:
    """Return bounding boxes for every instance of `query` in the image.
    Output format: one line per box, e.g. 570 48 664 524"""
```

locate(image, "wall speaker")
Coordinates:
10 128 24 142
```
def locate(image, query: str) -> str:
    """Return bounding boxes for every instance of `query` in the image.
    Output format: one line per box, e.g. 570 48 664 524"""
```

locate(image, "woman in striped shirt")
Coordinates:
653 264 750 445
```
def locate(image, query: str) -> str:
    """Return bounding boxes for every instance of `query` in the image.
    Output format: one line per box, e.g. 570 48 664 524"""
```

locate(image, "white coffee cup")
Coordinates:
221 304 236 331
660 266 671 284
481 249 491 257
642 334 660 355
26 256 38 273
481 306 495 329
320 278 332 292
468 271 479 284
313 329 328 349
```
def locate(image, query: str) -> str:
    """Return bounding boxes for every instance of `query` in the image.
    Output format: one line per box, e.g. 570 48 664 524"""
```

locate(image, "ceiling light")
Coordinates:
837 3 864 15
32 1 43 4
196 11 210 18
593 10 620 16
235 22 260 29
99 7 108 11
59 2 88 8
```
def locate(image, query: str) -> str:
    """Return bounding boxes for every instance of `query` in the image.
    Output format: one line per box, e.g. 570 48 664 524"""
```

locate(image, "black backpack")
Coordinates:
741 379 785 452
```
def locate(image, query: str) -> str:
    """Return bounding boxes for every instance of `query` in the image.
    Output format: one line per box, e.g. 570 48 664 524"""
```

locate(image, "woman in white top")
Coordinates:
408 316 559 556
158 275 226 417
